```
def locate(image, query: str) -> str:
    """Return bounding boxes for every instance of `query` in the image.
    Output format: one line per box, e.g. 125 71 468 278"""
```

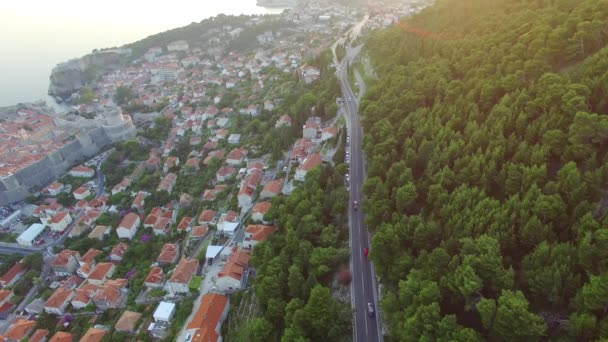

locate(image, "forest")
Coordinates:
359 0 608 340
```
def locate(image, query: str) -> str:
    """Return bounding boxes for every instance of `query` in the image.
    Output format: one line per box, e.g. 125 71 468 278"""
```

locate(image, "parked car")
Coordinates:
353 201 358 211
363 247 369 257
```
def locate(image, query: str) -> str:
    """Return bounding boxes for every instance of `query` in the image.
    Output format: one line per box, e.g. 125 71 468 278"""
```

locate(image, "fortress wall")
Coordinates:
0 119 136 205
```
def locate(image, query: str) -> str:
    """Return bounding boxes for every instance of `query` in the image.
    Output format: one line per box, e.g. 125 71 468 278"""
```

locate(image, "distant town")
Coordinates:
0 0 429 341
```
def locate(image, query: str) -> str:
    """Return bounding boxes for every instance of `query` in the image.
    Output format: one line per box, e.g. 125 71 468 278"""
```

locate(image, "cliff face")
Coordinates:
48 49 131 101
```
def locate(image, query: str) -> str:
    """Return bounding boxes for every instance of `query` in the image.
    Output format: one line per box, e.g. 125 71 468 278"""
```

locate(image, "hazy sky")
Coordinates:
0 0 284 106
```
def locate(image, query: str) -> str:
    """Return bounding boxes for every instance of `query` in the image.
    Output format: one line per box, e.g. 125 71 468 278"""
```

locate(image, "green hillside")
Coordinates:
360 0 608 340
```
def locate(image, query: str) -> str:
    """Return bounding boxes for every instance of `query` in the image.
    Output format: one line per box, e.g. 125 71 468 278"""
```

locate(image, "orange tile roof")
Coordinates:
80 249 101 264
44 287 73 309
49 331 73 342
262 180 282 195
191 225 209 238
51 250 80 268
198 210 216 223
169 258 198 284
110 243 129 258
187 293 228 342
88 263 114 281
219 249 250 281
0 290 13 303
252 201 271 215
30 329 50 342
79 327 106 342
157 243 179 264
118 212 139 231
300 153 322 171
245 225 275 242
114 311 142 332
144 267 163 284
5 317 35 341
177 217 193 230
0 262 24 284
72 283 98 305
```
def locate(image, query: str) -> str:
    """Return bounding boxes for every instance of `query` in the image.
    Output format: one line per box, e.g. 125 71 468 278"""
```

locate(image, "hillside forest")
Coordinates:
360 0 608 340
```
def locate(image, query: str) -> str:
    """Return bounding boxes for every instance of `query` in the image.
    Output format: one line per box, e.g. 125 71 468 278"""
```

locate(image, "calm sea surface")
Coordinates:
0 0 285 107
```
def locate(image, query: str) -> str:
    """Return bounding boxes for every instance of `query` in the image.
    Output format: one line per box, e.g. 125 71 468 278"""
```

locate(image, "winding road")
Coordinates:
339 45 383 342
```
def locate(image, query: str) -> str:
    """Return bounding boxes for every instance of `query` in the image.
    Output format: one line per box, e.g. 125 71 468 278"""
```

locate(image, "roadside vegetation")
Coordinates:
360 0 608 340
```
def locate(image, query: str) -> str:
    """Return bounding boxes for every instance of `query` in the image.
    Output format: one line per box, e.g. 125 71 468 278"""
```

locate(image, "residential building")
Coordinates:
43 287 74 315
109 242 129 262
88 225 110 241
295 153 322 181
69 166 94 178
153 301 176 322
167 258 199 294
4 317 35 342
0 289 14 307
79 327 106 342
252 201 271 223
45 182 65 196
226 148 245 166
157 243 180 265
198 210 216 225
176 216 193 232
144 267 164 289
115 311 142 334
0 262 26 287
163 157 179 173
260 179 282 199
217 249 250 292
243 225 275 249
71 283 98 309
228 134 241 145
157 173 177 193
49 331 73 342
216 166 236 183
87 262 115 286
93 279 127 310
29 329 50 342
49 212 72 232
184 293 229 342
116 213 140 240
72 186 91 200
217 210 239 236
275 114 292 128
191 225 209 239
51 250 81 277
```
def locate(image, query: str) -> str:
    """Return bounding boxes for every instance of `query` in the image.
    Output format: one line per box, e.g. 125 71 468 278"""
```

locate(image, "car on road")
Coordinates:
367 302 375 317
353 201 358 211
363 247 369 257
348 97 352 101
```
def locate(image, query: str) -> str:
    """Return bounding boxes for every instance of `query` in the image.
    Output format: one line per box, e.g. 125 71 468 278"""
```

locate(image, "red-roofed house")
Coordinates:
116 213 140 240
237 170 261 208
260 179 283 199
275 114 292 128
198 210 216 225
51 250 81 277
79 327 106 342
71 283 98 309
217 249 250 292
93 279 127 310
87 262 115 286
109 242 129 262
226 148 245 166
132 192 146 211
295 153 322 181
190 225 209 239
72 186 91 200
69 166 94 178
243 225 275 249
252 201 271 223
43 287 75 315
167 258 199 294
144 267 164 289
157 243 180 265
45 182 65 196
185 294 229 342
49 211 72 232
29 329 50 342
216 166 236 183
49 331 73 342
177 216 193 232
0 289 14 307
0 262 26 287
4 317 35 342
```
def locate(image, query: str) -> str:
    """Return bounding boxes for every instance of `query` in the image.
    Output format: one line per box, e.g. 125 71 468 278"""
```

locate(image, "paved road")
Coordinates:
339 46 383 342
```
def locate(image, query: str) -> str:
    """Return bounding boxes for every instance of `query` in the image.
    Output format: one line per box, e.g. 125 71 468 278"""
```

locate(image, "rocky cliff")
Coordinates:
48 48 131 101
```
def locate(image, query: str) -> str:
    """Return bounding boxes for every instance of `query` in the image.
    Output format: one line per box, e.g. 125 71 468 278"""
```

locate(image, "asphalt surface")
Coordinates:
339 46 383 342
